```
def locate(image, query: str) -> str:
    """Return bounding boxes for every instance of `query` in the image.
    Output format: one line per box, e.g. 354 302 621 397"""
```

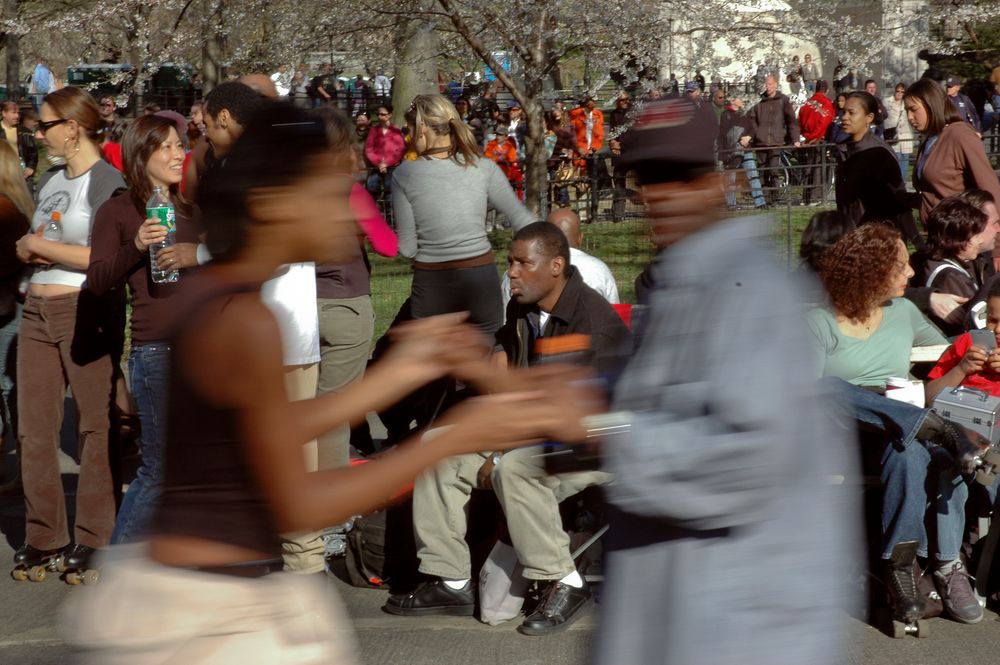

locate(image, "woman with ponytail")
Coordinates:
13 87 125 574
392 94 534 336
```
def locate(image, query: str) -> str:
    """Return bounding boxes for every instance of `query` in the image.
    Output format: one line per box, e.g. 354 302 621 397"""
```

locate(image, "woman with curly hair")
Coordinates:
807 223 988 625
808 223 942 386
918 196 999 335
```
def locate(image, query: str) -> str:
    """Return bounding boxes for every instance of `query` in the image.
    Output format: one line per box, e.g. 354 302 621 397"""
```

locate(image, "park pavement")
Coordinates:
1 428 999 664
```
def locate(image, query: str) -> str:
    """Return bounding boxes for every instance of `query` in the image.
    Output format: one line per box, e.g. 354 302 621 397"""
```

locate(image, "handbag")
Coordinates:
554 159 578 185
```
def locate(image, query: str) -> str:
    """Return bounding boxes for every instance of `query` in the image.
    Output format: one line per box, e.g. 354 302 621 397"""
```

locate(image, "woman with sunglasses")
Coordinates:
883 82 914 179
363 104 405 202
13 87 125 579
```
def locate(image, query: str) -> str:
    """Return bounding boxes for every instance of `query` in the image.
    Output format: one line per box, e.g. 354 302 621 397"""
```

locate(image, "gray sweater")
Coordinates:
391 157 535 262
595 216 860 665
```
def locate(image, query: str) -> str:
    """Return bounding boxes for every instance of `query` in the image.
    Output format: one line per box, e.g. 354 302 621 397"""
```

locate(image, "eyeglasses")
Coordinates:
377 112 390 116
37 118 69 134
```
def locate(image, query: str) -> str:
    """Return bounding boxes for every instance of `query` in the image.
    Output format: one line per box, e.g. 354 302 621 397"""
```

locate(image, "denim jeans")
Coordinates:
111 343 171 544
823 378 967 561
894 150 910 182
0 302 21 446
740 151 766 207
366 169 394 199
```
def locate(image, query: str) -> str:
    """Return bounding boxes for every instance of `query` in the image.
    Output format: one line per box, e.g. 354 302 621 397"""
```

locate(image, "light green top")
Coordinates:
805 298 945 388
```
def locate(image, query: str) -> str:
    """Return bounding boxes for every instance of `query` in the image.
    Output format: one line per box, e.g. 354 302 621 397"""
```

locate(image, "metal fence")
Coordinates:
365 129 1000 338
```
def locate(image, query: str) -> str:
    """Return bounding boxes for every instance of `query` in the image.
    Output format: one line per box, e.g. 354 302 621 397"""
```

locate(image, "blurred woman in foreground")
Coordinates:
62 103 596 664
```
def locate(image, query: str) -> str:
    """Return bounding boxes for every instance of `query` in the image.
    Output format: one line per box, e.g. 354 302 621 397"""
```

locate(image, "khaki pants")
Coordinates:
413 446 611 581
280 363 324 573
316 296 373 471
61 545 358 665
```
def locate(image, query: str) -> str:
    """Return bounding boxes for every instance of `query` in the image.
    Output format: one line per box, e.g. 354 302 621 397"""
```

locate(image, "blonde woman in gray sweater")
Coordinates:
393 94 535 336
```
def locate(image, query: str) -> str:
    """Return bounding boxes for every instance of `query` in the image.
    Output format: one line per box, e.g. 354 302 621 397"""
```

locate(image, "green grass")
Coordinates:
367 220 657 343
366 208 826 343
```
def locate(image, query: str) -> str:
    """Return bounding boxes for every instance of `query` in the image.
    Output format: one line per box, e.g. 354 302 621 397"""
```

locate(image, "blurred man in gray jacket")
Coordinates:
594 98 860 665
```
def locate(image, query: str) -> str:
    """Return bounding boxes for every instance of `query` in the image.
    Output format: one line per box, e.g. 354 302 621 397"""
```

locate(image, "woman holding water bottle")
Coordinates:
88 114 199 545
12 87 125 578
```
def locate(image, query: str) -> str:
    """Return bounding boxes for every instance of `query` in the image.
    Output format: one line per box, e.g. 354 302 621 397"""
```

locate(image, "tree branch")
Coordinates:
435 0 526 106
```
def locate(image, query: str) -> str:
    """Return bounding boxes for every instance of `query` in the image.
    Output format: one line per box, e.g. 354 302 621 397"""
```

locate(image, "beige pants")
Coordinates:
413 445 612 581
60 545 358 665
281 363 325 573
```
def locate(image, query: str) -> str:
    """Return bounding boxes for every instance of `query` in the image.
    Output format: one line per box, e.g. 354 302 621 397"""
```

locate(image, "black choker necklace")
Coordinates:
420 146 452 158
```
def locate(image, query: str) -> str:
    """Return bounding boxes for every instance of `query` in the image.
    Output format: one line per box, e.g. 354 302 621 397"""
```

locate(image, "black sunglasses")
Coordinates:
38 118 69 134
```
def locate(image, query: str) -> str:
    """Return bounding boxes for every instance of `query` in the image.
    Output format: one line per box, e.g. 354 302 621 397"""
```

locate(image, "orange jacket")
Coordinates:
568 106 605 153
484 137 518 178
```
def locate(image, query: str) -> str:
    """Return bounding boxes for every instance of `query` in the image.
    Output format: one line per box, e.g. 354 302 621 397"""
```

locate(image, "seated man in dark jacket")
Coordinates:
384 222 632 635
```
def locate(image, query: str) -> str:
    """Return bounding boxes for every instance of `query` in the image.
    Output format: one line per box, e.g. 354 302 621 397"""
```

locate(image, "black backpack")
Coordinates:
330 498 420 590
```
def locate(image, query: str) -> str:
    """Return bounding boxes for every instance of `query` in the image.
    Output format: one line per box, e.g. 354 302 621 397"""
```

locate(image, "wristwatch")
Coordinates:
490 452 503 466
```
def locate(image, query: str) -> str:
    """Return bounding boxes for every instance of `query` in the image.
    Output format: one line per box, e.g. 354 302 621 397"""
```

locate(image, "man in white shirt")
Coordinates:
270 65 292 98
501 207 619 308
373 72 391 105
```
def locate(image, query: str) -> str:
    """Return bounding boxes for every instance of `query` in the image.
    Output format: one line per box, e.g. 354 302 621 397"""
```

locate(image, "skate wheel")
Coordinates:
916 619 929 638
66 571 81 585
11 568 27 582
28 566 46 582
55 557 67 573
82 570 99 585
891 620 906 639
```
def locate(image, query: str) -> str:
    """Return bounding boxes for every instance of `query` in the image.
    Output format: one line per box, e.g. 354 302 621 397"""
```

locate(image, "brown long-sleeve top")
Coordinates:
914 121 1000 222
87 192 200 345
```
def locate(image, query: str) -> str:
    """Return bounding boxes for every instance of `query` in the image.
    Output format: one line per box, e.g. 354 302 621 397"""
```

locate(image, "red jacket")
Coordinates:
364 125 405 168
798 93 835 143
568 106 605 154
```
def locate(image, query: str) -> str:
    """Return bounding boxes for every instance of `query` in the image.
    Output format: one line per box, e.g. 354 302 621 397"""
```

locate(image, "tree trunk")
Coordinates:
4 0 20 101
3 0 21 102
201 0 226 94
522 72 547 218
391 21 439 126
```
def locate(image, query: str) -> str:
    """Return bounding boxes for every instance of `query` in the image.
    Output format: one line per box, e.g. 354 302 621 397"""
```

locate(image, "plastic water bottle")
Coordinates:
42 211 62 241
146 186 178 283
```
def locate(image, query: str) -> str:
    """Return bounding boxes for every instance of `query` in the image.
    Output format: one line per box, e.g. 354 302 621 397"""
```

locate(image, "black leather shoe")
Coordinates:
518 581 591 635
382 578 475 616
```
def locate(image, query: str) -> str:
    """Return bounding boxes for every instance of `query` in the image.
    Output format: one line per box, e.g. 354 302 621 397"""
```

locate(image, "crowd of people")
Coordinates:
1 60 1000 664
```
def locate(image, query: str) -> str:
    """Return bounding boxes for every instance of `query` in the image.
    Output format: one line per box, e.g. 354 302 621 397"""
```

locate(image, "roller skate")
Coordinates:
11 544 65 583
61 544 100 586
884 541 930 638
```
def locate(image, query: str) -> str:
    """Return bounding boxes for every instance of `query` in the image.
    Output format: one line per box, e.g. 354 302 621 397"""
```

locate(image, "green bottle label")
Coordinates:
147 205 175 232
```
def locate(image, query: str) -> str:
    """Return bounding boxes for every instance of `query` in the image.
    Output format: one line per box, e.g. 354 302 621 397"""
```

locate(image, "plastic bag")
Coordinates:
478 540 529 625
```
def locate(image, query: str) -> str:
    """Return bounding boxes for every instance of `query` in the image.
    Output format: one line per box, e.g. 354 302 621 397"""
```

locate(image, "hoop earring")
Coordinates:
63 136 81 160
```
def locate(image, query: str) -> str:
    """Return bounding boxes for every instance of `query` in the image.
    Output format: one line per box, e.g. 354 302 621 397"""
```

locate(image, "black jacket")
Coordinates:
496 265 632 374
911 249 998 335
835 132 921 245
950 93 982 133
18 127 37 173
747 92 799 147
718 108 752 168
